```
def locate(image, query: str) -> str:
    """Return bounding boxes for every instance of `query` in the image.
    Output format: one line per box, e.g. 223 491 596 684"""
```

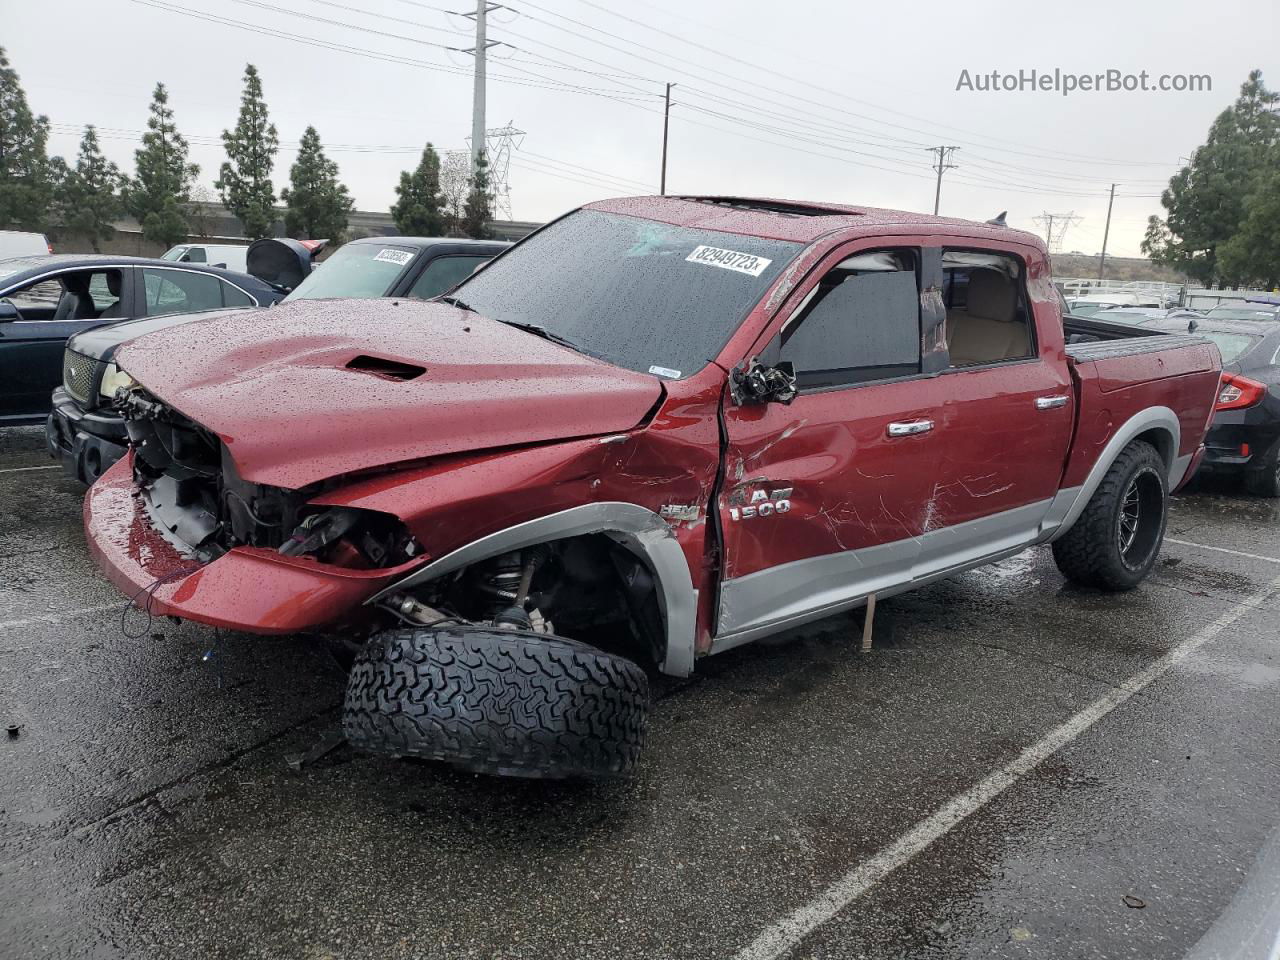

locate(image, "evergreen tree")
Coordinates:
126 83 200 249
1142 71 1280 285
282 126 353 240
59 126 125 251
391 143 445 236
216 64 279 239
1218 166 1280 288
461 151 493 240
0 47 53 231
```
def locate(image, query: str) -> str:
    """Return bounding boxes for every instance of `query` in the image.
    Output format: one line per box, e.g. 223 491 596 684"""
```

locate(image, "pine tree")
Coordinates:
461 151 493 239
1219 165 1280 287
391 143 445 236
216 64 279 240
282 126 353 240
0 47 54 231
1142 70 1280 285
126 83 200 249
59 126 125 252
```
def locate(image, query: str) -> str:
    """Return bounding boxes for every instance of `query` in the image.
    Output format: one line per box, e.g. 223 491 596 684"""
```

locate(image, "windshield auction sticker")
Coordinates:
685 245 772 277
373 248 414 266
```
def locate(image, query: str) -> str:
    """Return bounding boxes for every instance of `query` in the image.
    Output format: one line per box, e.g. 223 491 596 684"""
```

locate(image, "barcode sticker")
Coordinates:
685 245 772 277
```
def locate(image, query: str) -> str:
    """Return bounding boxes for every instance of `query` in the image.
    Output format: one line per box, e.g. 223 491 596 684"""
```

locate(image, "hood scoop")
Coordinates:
346 354 426 381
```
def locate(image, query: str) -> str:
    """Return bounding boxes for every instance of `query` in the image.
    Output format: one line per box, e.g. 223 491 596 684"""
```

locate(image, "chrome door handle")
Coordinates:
1035 395 1069 410
887 419 934 437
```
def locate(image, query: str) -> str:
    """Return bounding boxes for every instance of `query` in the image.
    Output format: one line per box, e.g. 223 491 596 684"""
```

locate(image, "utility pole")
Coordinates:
461 1 501 168
661 83 675 196
1098 183 1117 281
928 145 959 215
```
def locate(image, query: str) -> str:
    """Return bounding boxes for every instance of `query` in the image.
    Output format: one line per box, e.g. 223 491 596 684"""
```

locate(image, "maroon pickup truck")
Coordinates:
84 197 1221 779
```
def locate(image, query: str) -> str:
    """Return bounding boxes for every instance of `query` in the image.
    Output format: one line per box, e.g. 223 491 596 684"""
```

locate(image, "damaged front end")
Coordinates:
118 389 422 570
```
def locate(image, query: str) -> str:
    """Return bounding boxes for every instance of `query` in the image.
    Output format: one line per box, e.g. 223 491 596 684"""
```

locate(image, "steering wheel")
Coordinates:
0 297 24 322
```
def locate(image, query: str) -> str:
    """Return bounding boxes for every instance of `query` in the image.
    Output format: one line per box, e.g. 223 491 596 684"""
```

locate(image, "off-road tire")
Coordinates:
1244 441 1280 498
343 626 649 779
1052 439 1168 591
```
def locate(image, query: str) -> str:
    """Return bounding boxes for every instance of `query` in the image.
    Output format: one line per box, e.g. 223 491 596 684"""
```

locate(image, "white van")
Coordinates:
161 243 250 273
0 231 52 260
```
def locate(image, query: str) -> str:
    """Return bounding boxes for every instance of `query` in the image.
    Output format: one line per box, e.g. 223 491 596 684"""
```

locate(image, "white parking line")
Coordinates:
732 573 1280 960
1165 537 1280 565
0 602 121 631
0 464 59 475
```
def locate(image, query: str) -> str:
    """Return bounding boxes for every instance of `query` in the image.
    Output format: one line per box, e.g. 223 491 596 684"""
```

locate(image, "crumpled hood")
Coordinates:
115 298 662 488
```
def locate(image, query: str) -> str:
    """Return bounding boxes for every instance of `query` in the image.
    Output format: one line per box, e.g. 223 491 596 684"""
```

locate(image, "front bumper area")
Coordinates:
85 455 421 634
45 387 128 486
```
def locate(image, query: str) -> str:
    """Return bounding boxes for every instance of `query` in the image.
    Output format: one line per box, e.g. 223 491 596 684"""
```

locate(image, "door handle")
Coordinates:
887 419 934 437
1035 395 1069 410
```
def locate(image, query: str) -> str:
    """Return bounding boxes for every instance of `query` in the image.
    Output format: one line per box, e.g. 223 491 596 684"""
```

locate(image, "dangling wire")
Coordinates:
120 565 202 640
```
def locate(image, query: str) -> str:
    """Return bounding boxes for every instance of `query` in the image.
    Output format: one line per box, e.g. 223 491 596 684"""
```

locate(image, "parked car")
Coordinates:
84 196 1220 779
283 236 511 302
1206 302 1280 323
1066 292 1162 317
1151 315 1280 496
0 254 282 430
44 238 507 485
1091 307 1205 325
161 242 250 272
0 230 52 259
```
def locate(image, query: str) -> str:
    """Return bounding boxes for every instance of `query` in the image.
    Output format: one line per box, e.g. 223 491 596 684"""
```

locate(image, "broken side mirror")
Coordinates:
731 358 797 406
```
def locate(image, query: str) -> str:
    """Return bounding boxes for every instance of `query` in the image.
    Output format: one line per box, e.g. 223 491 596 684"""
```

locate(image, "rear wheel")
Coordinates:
343 626 649 779
1053 440 1168 591
1244 441 1280 497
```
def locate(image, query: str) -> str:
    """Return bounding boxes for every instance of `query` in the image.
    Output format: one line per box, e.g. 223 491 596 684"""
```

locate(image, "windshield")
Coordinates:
453 209 803 378
1095 310 1152 324
285 243 417 301
1200 332 1263 362
1207 306 1280 322
1069 302 1116 317
161 246 189 262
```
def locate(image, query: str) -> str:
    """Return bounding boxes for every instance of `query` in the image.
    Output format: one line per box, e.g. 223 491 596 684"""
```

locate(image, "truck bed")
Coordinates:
1059 315 1221 493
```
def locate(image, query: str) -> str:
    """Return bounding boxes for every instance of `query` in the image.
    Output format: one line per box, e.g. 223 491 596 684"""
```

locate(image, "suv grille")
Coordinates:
62 349 102 406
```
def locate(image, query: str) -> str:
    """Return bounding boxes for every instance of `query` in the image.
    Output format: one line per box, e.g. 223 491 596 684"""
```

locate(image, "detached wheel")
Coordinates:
1053 439 1168 591
343 626 649 779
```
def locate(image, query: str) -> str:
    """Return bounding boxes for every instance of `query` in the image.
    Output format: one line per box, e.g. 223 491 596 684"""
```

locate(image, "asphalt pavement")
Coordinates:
2 423 1279 960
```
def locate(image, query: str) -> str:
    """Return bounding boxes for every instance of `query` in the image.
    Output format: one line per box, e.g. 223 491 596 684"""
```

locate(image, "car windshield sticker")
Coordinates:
648 365 682 379
373 248 414 266
685 245 772 277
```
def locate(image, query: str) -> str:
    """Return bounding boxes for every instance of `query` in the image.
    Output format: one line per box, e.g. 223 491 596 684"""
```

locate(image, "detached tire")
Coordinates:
343 626 649 779
1053 439 1168 591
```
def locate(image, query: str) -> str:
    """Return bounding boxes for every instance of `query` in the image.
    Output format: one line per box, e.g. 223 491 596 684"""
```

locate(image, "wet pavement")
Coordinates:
2 423 1279 960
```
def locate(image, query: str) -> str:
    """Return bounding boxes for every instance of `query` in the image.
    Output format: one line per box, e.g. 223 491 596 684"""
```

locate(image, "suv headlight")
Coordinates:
99 362 137 399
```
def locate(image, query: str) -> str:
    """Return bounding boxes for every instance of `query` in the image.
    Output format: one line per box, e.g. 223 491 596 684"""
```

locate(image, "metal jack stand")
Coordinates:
285 729 347 772
861 593 877 652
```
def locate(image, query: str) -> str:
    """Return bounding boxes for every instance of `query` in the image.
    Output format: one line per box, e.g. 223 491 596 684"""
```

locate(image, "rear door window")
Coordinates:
143 269 225 316
408 255 489 300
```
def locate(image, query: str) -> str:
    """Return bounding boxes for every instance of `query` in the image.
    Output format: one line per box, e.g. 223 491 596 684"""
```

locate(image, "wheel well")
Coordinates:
1133 426 1175 469
403 533 668 671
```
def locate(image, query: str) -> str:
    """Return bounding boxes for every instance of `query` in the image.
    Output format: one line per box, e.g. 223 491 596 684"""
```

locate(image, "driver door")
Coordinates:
716 243 950 644
0 268 132 422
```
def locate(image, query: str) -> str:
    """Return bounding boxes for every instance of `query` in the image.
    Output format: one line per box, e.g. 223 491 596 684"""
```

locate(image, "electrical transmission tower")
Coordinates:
482 123 524 219
1033 211 1083 254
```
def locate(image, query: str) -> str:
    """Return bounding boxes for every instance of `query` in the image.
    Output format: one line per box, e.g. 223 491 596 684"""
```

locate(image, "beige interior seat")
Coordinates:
947 268 1030 366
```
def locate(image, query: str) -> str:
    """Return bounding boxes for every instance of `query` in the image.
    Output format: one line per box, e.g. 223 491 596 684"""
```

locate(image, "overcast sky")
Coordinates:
8 0 1278 258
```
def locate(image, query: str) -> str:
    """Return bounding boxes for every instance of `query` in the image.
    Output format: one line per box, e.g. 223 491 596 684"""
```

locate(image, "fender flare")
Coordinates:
367 502 698 677
1044 405 1185 542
